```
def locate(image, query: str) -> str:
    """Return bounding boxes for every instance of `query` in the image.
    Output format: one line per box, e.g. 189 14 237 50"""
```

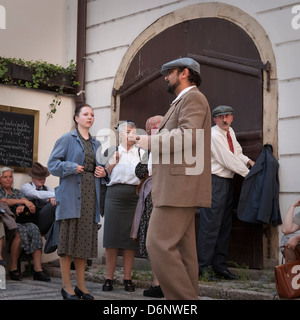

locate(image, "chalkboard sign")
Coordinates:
0 106 39 172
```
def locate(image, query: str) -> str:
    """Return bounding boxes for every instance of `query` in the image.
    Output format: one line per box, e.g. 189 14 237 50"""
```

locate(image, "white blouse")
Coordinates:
107 144 144 186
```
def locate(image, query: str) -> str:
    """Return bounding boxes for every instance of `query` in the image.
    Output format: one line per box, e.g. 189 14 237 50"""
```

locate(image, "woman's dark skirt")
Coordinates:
57 171 98 260
103 184 138 250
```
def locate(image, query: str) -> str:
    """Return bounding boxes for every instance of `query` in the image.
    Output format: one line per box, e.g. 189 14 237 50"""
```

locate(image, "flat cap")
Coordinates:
160 57 200 77
212 105 234 118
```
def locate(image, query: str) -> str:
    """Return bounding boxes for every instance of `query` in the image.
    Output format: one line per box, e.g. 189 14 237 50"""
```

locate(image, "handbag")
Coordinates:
274 247 300 299
12 205 38 225
100 182 107 218
100 145 119 217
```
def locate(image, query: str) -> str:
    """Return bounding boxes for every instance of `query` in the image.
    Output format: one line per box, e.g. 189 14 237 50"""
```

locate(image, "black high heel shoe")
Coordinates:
9 270 23 281
124 279 135 292
61 288 80 300
74 286 94 300
102 279 113 291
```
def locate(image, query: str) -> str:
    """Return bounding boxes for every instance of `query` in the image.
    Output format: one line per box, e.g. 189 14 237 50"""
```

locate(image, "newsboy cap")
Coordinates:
160 57 200 77
28 162 50 179
212 105 234 118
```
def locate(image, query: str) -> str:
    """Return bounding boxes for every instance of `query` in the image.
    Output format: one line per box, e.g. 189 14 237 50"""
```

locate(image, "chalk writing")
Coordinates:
0 111 35 168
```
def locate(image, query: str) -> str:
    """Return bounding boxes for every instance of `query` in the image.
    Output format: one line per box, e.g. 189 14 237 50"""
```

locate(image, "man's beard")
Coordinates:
167 79 180 94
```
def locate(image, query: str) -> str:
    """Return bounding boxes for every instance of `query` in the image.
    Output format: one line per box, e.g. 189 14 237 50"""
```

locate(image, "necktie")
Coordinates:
227 131 234 153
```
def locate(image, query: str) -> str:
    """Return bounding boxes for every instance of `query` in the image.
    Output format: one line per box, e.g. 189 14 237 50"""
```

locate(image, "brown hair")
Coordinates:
73 104 93 126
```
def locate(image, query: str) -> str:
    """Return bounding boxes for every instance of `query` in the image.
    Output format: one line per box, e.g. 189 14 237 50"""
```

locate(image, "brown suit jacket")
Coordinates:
150 87 211 208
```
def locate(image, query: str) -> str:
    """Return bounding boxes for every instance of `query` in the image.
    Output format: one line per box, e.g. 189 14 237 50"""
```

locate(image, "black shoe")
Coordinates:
215 270 239 280
124 279 135 292
143 285 164 298
61 288 80 300
9 270 23 281
102 279 113 291
74 286 94 300
33 270 51 282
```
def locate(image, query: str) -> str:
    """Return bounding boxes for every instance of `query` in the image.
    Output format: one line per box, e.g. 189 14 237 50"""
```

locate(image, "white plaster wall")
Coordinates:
0 0 78 188
0 0 77 66
0 0 78 262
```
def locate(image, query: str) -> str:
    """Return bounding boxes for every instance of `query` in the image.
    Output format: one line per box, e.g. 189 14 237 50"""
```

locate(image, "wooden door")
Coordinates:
118 18 267 268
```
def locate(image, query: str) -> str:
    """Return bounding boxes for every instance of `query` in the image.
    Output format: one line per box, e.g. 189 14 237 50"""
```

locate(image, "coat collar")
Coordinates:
244 145 274 180
71 128 96 142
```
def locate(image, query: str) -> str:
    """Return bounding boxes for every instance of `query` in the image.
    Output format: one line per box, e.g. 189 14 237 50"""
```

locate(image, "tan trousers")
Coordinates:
146 206 198 300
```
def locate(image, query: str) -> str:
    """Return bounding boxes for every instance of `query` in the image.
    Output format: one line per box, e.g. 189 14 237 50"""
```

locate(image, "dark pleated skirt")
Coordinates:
103 184 138 250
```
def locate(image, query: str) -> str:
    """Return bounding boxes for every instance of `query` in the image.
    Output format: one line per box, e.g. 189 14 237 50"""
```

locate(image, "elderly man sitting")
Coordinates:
21 162 56 235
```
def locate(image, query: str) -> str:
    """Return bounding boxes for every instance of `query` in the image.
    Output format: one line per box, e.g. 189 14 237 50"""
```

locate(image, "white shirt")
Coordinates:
172 85 196 104
21 182 55 200
211 125 250 178
107 145 145 186
147 152 152 176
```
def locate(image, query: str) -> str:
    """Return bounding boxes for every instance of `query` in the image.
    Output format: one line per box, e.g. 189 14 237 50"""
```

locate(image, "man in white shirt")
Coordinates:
21 162 56 235
197 105 255 280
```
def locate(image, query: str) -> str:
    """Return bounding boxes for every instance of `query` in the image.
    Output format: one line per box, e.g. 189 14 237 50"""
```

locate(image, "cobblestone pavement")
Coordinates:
0 259 282 300
0 276 216 300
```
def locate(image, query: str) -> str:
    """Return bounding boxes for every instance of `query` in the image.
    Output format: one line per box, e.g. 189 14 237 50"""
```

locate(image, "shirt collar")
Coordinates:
215 125 231 136
119 144 136 153
172 85 196 104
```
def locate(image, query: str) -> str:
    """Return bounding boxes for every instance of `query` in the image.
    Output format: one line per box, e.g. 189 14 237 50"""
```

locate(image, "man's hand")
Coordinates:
135 135 149 150
48 197 57 206
248 160 255 167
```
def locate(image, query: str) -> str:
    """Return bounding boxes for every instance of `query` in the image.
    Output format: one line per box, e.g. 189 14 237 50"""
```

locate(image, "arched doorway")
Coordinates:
112 3 278 268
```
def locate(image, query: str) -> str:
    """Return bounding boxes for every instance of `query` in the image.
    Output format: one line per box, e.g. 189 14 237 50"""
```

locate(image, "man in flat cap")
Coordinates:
197 105 255 280
136 57 211 299
21 162 56 235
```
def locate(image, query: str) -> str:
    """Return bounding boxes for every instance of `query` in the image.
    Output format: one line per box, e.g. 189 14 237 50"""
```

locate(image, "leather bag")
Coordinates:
275 247 300 299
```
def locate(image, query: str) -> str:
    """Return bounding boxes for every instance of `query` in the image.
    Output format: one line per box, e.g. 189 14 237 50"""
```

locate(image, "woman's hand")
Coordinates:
15 205 24 216
285 235 300 250
292 198 300 208
105 151 121 174
94 166 107 178
24 200 36 213
77 165 84 174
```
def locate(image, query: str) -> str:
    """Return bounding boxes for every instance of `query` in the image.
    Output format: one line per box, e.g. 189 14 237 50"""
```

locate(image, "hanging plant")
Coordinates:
0 57 80 120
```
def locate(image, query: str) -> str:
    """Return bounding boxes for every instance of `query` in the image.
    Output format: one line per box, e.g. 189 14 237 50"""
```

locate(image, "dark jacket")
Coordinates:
237 144 282 226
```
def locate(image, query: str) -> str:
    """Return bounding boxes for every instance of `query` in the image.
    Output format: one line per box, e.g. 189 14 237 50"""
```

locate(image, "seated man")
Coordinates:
21 162 56 235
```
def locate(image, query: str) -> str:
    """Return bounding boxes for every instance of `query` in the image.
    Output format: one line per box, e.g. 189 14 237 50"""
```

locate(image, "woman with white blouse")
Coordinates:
102 121 144 292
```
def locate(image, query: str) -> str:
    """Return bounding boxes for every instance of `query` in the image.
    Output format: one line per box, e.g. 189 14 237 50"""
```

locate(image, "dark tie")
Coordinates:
227 131 234 153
